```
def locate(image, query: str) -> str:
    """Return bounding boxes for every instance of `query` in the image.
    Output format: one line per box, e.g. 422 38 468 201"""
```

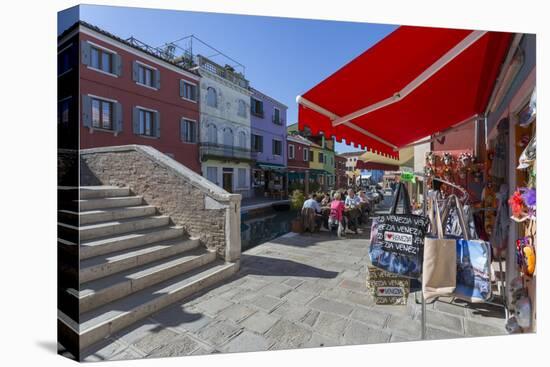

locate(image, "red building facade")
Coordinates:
335 155 347 189
62 22 202 172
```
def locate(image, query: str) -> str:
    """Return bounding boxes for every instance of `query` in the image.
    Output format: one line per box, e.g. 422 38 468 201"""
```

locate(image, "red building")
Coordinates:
286 134 311 190
335 154 347 189
59 22 202 172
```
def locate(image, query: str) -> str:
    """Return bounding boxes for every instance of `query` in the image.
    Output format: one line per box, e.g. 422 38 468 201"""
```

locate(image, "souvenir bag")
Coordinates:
450 195 493 302
422 196 457 301
369 183 429 279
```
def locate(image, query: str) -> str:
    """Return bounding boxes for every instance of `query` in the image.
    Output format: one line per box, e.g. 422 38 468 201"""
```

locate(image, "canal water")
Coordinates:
240 207 297 251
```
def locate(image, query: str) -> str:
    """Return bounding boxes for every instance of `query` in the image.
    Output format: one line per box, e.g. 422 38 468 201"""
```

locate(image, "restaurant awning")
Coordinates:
297 26 512 159
257 163 286 171
355 161 399 171
359 146 414 168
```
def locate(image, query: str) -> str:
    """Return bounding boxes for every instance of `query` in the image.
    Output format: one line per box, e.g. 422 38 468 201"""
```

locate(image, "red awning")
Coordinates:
355 161 399 171
297 26 512 159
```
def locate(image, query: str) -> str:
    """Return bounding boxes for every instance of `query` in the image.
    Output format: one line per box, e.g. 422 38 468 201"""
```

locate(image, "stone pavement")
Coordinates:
80 220 507 361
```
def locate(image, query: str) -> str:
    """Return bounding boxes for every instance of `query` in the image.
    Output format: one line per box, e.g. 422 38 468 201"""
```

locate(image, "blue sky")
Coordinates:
59 5 397 153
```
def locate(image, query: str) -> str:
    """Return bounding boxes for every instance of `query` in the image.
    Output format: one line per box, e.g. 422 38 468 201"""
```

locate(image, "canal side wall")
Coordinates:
80 144 242 262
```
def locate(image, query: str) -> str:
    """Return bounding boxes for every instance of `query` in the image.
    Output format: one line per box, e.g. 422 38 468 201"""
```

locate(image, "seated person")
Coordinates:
321 193 331 206
328 192 346 237
302 193 322 232
345 189 361 233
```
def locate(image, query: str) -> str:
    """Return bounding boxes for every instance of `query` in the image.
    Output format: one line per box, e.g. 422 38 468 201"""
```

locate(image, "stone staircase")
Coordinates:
58 186 238 352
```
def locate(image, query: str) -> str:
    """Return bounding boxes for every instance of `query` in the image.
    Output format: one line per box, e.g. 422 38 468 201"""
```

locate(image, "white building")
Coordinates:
197 56 253 198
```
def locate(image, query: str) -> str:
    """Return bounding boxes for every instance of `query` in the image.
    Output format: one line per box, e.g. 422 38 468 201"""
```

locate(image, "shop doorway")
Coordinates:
222 171 233 193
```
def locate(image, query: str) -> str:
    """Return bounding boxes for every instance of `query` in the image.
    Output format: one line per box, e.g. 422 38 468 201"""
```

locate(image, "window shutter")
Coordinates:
115 102 123 133
179 80 184 98
81 40 90 66
154 70 161 89
132 61 138 82
180 119 185 141
155 111 161 137
82 95 91 127
114 54 123 76
191 121 196 142
132 107 139 134
193 85 198 102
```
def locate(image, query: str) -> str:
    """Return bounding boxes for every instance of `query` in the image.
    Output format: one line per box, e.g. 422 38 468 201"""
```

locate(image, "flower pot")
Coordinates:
291 218 304 233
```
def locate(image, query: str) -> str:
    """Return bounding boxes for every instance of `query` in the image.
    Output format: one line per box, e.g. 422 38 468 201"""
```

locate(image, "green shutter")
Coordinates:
82 95 91 127
132 107 139 134
115 102 123 133
179 80 184 98
155 111 161 137
154 70 161 89
132 61 138 82
81 40 90 66
114 54 122 76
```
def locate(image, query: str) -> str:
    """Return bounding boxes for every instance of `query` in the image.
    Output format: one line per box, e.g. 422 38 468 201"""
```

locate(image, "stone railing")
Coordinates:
80 145 241 262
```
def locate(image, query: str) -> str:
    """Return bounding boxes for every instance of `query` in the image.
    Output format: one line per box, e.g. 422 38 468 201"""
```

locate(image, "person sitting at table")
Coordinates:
321 193 331 206
345 189 361 233
302 193 322 232
328 192 346 238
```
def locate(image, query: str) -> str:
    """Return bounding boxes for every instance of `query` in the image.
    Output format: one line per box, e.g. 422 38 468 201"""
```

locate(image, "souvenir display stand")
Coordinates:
369 171 508 340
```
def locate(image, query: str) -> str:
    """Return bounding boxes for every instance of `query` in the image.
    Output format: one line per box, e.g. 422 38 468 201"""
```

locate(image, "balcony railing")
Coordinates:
200 143 253 161
197 55 249 89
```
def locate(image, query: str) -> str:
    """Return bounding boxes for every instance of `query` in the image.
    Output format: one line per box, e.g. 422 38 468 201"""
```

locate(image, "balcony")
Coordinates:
200 143 253 162
197 55 249 89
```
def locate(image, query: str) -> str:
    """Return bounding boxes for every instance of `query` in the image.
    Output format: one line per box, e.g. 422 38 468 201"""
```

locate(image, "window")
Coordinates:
237 100 247 117
91 98 113 130
138 109 155 136
206 87 217 107
206 167 218 184
180 80 197 101
273 107 281 125
90 46 113 74
137 64 154 87
180 119 196 143
251 98 264 117
238 131 246 149
288 144 295 159
319 152 324 163
238 168 247 188
207 124 218 144
58 44 73 75
223 128 233 147
303 148 309 162
58 99 70 126
252 134 263 153
309 151 314 162
272 139 282 156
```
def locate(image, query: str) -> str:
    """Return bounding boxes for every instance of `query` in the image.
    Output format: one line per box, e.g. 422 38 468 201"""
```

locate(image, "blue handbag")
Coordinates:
369 183 429 279
444 195 492 302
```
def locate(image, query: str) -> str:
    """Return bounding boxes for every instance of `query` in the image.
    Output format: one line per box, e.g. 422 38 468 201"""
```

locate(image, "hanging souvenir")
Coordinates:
518 136 536 170
509 188 536 222
458 152 473 170
472 165 483 182
442 152 453 166
443 166 452 181
424 165 434 177
425 151 437 166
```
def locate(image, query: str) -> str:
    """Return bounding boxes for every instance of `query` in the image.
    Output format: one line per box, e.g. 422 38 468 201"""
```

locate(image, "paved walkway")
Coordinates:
80 211 507 361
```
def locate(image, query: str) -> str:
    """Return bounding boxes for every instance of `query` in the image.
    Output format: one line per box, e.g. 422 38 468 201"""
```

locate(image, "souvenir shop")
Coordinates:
295 27 535 337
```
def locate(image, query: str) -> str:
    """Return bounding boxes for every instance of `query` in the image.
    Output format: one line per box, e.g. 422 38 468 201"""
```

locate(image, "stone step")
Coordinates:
72 247 215 313
79 186 131 200
71 261 238 349
77 196 143 211
63 215 171 242
79 237 200 284
59 205 157 226
80 226 184 260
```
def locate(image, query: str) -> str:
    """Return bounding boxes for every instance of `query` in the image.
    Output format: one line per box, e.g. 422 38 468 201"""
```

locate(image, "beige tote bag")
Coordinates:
422 196 457 301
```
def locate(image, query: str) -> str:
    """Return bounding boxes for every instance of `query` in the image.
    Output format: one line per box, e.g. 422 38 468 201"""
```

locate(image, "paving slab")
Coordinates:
147 335 201 358
195 297 234 317
239 310 280 335
249 294 284 312
312 312 349 339
221 330 270 353
132 328 183 355
266 319 313 350
342 321 392 345
195 319 243 347
309 297 354 317
271 301 311 322
349 306 390 328
218 303 256 323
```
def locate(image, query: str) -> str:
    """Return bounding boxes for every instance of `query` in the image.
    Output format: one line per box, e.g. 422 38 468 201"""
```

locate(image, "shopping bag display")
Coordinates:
422 196 457 301
366 265 410 305
446 195 492 303
369 183 429 279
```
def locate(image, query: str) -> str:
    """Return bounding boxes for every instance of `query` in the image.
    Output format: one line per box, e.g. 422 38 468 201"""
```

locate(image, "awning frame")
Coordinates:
297 29 490 152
